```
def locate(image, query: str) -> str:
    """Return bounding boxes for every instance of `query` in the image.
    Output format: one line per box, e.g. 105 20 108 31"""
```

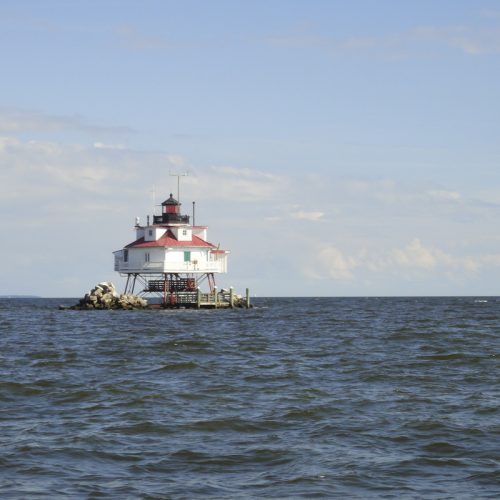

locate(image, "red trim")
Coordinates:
125 230 216 249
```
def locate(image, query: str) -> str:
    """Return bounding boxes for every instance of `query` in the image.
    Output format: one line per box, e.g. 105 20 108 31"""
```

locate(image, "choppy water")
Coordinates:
0 297 499 498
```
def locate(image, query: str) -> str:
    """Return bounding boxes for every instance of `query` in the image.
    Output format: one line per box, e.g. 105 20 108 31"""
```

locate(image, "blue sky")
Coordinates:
1 1 500 296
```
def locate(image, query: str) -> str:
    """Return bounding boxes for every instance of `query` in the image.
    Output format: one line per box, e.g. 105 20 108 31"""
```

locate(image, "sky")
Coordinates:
1 0 500 297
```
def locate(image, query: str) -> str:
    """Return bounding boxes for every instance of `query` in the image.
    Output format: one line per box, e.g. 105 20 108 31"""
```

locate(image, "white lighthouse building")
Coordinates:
113 194 230 305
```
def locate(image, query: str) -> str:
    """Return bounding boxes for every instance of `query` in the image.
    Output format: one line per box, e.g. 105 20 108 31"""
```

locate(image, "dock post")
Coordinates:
214 286 218 308
246 288 250 308
197 287 201 309
229 287 234 308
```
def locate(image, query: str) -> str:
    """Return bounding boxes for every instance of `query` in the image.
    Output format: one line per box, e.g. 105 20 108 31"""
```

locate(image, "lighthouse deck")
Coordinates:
114 261 226 274
146 289 251 309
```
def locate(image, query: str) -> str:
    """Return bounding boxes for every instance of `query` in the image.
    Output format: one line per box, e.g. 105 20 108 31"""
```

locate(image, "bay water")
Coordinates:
1 297 499 498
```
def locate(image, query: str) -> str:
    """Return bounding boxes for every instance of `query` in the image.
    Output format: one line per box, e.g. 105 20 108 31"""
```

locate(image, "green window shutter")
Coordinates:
184 251 191 262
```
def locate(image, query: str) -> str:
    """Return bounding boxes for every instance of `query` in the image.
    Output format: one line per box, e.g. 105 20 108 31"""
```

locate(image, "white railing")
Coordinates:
114 258 226 273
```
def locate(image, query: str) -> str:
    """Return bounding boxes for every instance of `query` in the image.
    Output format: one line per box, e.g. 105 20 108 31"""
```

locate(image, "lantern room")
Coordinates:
153 193 190 224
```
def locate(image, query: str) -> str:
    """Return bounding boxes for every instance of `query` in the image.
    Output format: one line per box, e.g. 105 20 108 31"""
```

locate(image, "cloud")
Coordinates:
305 238 500 281
93 142 126 150
263 22 500 58
0 107 133 135
263 31 403 58
187 165 288 203
389 239 495 273
426 189 461 202
0 136 173 207
481 254 500 266
340 178 464 210
314 245 358 280
291 210 324 221
412 25 500 55
2 122 500 295
0 135 290 221
343 178 396 196
209 165 277 180
391 238 440 269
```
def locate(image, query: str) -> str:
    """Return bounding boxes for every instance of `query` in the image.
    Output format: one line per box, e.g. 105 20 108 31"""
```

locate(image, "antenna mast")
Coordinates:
150 185 156 215
169 171 188 202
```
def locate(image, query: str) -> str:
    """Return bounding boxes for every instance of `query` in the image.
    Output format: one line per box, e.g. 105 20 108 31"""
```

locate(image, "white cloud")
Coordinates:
481 254 500 266
186 165 288 203
0 136 169 205
413 25 500 55
339 178 464 211
0 107 132 135
391 238 439 269
344 179 396 194
0 136 20 151
264 216 282 223
3 118 500 295
426 189 461 201
210 165 278 180
305 238 500 282
379 238 486 273
0 135 291 221
389 239 494 273
166 154 187 168
93 142 126 150
304 245 358 280
264 22 500 57
291 210 324 221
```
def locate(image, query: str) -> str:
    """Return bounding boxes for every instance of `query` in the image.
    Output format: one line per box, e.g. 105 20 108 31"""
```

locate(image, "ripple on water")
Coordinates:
1 297 499 498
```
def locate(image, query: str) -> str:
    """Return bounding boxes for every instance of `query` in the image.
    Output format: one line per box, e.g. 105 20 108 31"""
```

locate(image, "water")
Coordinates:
1 297 499 498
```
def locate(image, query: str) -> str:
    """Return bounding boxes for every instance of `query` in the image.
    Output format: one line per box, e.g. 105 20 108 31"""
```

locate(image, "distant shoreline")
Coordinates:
0 295 41 299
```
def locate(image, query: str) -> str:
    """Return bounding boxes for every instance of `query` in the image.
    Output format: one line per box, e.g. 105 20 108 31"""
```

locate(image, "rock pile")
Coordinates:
218 289 252 308
233 295 249 308
70 282 148 310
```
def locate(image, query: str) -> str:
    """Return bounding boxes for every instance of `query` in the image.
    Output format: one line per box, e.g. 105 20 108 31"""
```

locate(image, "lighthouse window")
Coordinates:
145 252 150 262
182 229 187 236
148 229 153 237
123 249 128 262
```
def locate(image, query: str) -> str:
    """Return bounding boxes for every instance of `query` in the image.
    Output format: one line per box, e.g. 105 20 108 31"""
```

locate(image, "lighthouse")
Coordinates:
113 193 231 306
